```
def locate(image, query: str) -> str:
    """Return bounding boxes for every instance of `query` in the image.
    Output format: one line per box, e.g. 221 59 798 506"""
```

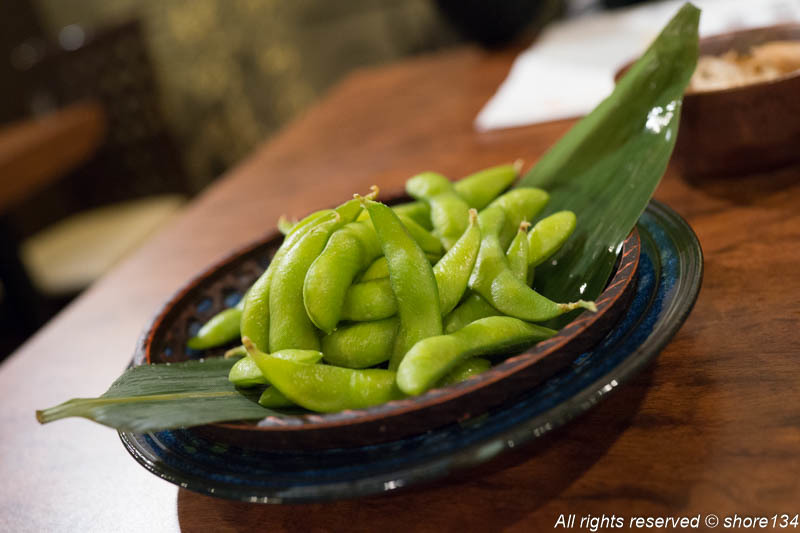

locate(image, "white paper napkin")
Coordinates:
475 0 800 131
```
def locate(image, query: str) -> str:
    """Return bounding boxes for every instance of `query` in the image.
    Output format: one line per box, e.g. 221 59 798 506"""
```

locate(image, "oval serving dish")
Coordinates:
134 194 641 449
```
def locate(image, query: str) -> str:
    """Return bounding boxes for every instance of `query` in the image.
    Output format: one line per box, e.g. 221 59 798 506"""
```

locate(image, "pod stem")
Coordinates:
560 300 598 313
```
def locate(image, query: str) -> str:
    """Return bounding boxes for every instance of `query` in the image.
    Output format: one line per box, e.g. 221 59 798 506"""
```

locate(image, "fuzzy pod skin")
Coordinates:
245 339 403 413
453 161 521 210
364 199 442 370
321 317 399 369
439 357 491 386
341 278 397 322
396 316 556 396
359 252 440 282
443 292 501 334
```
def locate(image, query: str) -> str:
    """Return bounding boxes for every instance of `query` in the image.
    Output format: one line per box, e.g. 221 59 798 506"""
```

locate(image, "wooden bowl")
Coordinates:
617 24 800 178
134 194 641 449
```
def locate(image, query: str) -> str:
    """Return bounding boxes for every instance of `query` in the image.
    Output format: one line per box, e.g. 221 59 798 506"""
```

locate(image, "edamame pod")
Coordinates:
285 208 335 237
431 208 481 315
345 211 480 320
364 199 442 370
258 387 295 408
241 207 335 351
186 306 242 350
392 201 432 229
453 161 521 210
341 278 397 321
304 218 383 333
469 207 595 323
321 317 398 368
396 316 556 395
228 349 323 388
439 357 491 386
443 219 526 334
486 188 549 248
269 196 367 351
406 172 470 250
245 338 403 413
507 221 531 282
443 293 500 334
359 252 440 282
528 210 577 267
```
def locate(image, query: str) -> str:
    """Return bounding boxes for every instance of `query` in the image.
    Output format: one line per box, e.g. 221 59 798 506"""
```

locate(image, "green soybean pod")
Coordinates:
269 196 365 351
360 252 440 282
507 221 531 282
187 306 242 350
396 316 556 396
443 293 499 334
443 215 532 334
486 188 549 248
240 209 330 352
406 172 470 250
469 207 595 323
228 349 323 388
345 208 480 319
431 208 481 315
258 387 296 408
439 357 491 386
528 210 577 267
245 338 403 413
398 215 444 256
304 218 383 334
228 355 268 388
453 161 521 210
364 199 442 370
285 208 335 237
341 278 397 321
392 201 432 230
321 317 398 368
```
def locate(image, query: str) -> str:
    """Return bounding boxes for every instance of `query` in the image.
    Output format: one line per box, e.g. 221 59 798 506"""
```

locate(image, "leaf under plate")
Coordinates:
36 358 274 432
519 3 699 309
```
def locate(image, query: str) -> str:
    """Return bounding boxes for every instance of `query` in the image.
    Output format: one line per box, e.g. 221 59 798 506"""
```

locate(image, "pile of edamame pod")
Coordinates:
187 163 596 413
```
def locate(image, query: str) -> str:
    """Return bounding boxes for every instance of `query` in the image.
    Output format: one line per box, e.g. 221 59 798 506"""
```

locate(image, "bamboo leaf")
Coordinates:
519 3 699 308
36 358 275 432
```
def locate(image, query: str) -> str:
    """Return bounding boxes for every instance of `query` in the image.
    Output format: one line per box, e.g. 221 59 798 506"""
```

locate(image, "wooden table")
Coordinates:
2 46 798 532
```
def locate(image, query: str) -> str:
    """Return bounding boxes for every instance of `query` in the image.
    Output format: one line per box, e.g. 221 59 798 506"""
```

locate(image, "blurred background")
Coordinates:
0 0 648 359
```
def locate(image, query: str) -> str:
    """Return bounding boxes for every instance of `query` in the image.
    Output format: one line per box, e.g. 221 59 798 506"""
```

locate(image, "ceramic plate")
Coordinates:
120 200 702 503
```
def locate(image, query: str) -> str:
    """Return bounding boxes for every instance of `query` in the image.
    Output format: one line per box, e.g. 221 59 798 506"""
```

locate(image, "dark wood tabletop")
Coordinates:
1 45 798 532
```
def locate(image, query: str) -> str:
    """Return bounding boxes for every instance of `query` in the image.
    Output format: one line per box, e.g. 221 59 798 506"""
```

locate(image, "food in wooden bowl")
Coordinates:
617 24 800 178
